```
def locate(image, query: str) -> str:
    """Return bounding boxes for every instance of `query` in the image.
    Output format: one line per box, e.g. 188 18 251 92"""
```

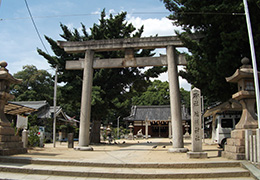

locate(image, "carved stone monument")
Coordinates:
223 57 259 160
187 88 207 158
0 61 27 155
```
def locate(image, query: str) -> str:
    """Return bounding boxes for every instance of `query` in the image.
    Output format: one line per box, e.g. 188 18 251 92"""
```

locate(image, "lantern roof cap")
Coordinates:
0 61 21 84
226 57 259 83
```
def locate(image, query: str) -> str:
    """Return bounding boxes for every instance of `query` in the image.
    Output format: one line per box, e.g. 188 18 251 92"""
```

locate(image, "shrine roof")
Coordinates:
124 105 190 121
4 102 37 115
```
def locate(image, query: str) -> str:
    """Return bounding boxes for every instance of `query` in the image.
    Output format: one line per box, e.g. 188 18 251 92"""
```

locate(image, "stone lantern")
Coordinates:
0 61 27 155
223 57 259 160
128 123 134 140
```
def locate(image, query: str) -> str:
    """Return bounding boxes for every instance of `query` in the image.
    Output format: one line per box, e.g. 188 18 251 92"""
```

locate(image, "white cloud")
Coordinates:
109 9 116 14
92 8 101 15
152 70 191 91
127 16 182 37
128 16 191 90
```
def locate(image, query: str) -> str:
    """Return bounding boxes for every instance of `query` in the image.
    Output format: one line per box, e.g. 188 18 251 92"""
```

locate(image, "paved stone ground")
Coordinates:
1 138 259 180
12 138 228 163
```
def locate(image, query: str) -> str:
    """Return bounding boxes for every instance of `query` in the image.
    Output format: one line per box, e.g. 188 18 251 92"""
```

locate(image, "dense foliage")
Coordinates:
161 0 260 103
132 80 190 109
11 65 54 104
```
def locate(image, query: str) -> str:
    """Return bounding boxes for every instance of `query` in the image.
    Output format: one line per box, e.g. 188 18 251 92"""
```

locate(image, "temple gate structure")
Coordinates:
58 36 190 152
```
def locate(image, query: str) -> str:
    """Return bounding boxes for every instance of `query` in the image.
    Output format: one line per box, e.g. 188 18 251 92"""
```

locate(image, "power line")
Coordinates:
0 12 169 21
0 11 245 21
24 0 49 54
178 12 245 16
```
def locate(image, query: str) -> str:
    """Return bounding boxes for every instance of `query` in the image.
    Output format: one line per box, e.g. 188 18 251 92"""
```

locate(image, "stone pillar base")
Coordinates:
74 146 93 151
187 152 208 159
222 129 255 160
0 122 27 156
168 147 188 153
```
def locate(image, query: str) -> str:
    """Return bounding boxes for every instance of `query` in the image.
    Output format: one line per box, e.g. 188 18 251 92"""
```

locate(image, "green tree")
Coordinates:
180 87 190 111
132 80 190 108
132 80 170 105
11 65 54 104
37 10 166 124
161 0 260 103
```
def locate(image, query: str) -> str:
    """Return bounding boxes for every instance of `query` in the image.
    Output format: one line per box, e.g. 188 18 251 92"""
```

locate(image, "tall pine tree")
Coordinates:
162 0 260 104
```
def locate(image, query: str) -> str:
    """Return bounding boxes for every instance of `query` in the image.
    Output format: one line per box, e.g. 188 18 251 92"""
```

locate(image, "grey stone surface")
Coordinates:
58 36 186 52
167 46 185 151
78 50 94 148
190 88 202 152
74 146 93 151
187 152 208 159
66 54 187 70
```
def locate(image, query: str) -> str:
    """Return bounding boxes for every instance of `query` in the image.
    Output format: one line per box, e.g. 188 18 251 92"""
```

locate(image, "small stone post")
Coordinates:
253 135 257 163
168 120 172 139
68 133 74 148
187 88 207 158
257 129 260 163
145 119 148 139
22 129 28 148
245 129 252 160
39 132 44 147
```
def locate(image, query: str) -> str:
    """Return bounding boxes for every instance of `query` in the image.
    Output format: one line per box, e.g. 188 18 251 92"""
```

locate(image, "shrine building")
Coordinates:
124 105 190 138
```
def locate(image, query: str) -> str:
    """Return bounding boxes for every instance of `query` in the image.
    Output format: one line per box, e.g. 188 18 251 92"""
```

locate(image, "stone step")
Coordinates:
0 148 27 156
0 172 255 180
0 141 23 149
0 157 253 179
0 126 15 135
0 135 20 142
0 163 251 179
0 156 241 168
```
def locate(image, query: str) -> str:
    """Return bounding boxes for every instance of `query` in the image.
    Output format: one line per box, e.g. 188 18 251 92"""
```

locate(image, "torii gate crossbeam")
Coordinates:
57 36 189 152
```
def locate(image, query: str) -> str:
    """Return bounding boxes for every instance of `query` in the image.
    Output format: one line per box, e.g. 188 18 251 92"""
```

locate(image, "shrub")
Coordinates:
28 125 40 147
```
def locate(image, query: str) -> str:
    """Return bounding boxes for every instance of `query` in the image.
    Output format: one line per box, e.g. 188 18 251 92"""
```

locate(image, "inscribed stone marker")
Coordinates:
191 88 202 152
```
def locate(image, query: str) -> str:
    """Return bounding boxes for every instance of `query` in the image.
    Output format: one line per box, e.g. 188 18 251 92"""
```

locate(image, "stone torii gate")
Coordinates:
58 36 188 152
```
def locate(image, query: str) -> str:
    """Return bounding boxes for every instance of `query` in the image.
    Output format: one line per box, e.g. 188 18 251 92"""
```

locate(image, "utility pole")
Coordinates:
243 0 260 127
53 65 58 147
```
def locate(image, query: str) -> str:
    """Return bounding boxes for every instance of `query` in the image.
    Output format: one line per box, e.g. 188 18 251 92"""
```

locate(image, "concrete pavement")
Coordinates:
0 138 259 180
13 138 227 163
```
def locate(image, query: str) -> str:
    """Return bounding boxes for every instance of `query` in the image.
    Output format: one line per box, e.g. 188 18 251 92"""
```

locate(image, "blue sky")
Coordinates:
0 0 191 90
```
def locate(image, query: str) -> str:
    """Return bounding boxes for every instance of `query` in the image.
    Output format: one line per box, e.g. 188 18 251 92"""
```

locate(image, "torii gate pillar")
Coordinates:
167 46 188 153
75 50 94 151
